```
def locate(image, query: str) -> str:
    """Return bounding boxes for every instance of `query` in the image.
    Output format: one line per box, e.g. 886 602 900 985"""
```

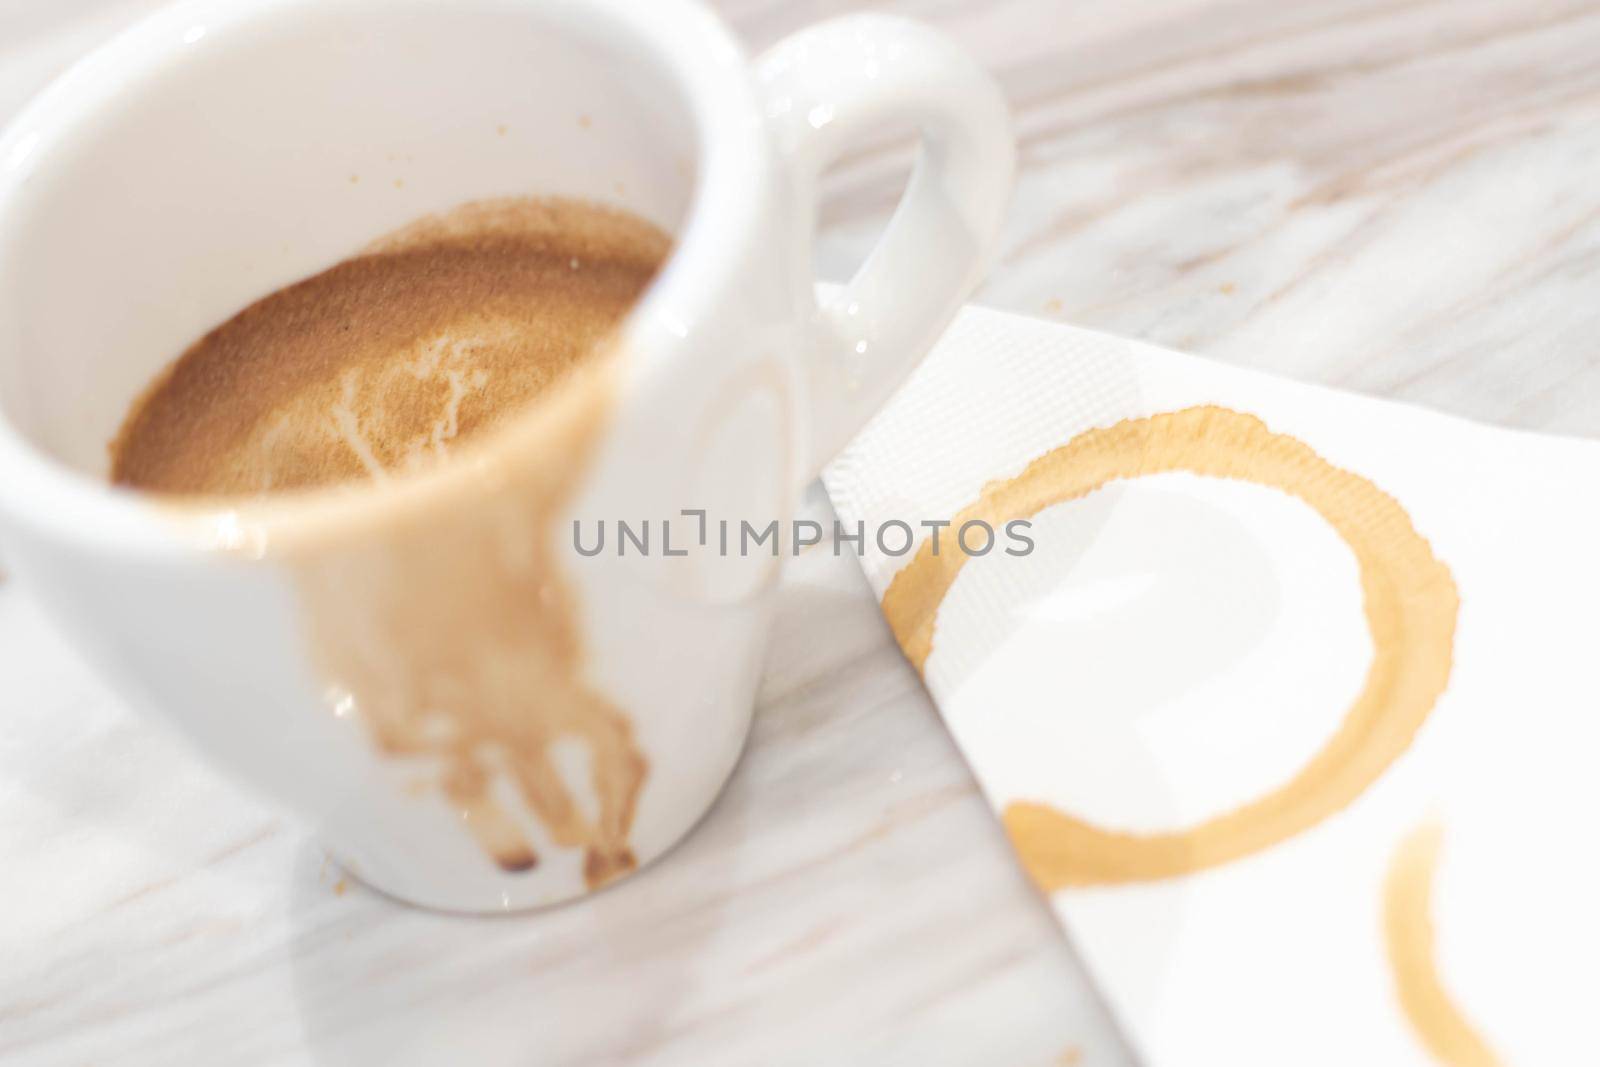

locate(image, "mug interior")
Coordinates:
0 0 705 483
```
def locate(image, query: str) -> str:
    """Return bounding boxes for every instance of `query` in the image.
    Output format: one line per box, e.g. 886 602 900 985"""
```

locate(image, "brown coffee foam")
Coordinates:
119 198 670 892
111 197 671 496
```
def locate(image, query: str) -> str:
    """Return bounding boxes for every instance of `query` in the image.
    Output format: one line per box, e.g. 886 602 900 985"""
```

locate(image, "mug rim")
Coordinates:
0 0 766 559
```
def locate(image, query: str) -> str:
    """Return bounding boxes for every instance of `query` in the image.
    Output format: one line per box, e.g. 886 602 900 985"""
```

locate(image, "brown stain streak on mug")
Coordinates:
881 406 1459 888
1383 821 1503 1067
283 345 648 888
284 205 654 888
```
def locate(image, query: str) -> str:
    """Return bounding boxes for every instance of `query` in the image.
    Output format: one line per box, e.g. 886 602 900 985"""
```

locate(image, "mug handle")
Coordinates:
757 15 1015 479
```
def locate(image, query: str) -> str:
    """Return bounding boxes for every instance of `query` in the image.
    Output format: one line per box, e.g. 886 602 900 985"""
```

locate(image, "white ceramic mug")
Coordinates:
0 0 1012 911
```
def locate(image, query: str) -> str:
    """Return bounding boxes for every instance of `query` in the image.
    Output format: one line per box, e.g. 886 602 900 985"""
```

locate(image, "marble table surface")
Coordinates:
3 0 1598 1063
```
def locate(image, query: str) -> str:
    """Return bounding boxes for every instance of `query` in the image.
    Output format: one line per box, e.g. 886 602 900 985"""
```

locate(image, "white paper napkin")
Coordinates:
823 303 1600 1067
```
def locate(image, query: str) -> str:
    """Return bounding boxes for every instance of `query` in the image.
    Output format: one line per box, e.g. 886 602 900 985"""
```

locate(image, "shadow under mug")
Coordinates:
0 0 1013 911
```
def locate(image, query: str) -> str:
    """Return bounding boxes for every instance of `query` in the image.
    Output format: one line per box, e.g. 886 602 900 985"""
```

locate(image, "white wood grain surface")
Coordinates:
3 0 1598 1063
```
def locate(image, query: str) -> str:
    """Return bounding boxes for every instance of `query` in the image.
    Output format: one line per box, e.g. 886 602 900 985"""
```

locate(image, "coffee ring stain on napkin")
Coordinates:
1384 821 1503 1067
881 405 1459 888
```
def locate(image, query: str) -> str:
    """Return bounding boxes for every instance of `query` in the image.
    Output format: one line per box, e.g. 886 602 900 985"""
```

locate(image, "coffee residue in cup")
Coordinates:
111 197 671 495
